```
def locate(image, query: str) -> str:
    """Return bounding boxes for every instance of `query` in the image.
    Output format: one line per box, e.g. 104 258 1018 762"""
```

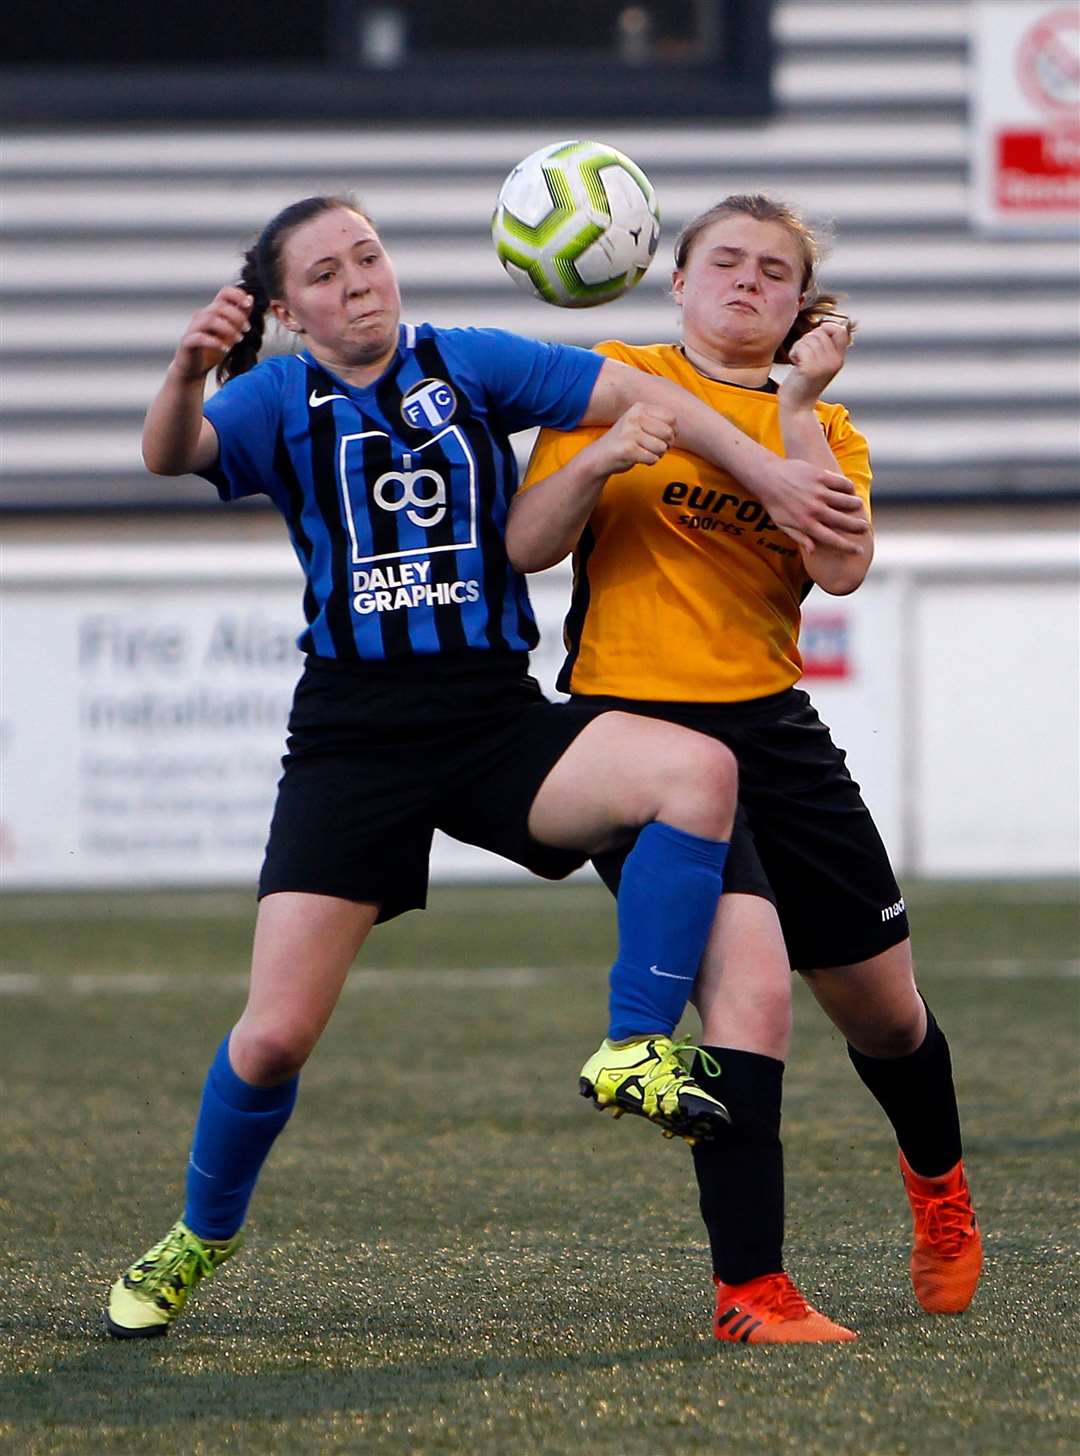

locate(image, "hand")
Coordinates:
583 402 676 479
758 456 869 555
171 286 254 381
779 320 851 413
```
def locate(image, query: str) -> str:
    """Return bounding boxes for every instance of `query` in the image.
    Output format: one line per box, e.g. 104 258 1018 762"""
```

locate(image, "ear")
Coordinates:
671 270 684 305
270 299 303 334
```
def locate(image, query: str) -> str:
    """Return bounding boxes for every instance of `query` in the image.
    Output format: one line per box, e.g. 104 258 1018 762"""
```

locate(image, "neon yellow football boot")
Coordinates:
104 1218 242 1338
579 1035 731 1143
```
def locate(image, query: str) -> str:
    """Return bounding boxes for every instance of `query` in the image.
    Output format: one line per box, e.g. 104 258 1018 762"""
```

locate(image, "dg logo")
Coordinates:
372 453 447 528
401 378 458 430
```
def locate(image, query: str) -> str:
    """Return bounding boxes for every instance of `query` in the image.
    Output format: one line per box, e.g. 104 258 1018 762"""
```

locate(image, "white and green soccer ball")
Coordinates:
491 139 660 308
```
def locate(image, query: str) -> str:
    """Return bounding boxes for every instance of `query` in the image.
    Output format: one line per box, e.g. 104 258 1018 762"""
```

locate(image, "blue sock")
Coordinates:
607 821 729 1041
183 1036 298 1241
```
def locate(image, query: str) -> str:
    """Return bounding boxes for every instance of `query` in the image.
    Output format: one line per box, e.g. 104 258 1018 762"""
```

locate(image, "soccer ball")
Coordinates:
491 139 660 308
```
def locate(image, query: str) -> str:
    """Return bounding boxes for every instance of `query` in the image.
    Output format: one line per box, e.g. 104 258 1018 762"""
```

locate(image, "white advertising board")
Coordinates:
2 536 1078 889
971 1 1080 233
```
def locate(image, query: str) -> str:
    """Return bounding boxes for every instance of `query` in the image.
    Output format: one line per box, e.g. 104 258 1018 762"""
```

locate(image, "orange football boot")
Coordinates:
712 1272 856 1344
899 1150 983 1314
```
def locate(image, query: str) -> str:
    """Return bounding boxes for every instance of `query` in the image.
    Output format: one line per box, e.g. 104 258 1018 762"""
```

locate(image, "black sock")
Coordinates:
846 1004 963 1178
691 1047 785 1285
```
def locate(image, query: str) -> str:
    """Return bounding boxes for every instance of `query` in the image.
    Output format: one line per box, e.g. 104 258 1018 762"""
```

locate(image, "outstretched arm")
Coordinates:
142 287 253 476
582 358 869 553
508 353 870 570
778 321 874 595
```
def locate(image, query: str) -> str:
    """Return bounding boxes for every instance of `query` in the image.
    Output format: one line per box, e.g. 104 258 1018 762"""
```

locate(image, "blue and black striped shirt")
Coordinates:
201 322 603 662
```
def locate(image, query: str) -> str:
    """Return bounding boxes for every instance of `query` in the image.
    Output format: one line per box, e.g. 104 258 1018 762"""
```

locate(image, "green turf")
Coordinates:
1 882 1078 1455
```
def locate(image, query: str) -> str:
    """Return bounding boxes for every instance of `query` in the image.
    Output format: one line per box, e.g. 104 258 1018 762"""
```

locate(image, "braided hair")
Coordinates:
217 194 365 384
673 194 855 364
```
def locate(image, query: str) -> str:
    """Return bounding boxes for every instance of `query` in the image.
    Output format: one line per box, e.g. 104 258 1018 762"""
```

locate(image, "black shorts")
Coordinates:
582 688 910 971
260 653 604 922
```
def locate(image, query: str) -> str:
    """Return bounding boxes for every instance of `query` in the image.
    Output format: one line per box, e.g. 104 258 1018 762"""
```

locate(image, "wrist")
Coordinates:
575 441 619 490
167 356 211 388
778 395 820 420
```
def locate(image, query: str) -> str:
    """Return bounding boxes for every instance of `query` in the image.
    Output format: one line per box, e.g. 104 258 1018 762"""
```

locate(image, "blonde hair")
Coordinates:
673 194 855 364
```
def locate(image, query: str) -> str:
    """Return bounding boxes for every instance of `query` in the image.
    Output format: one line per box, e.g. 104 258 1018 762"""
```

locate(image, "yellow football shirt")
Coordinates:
519 340 872 702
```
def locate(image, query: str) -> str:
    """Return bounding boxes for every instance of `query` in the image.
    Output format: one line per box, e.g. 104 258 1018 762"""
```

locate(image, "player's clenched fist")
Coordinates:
779 319 852 412
172 286 254 381
592 402 677 476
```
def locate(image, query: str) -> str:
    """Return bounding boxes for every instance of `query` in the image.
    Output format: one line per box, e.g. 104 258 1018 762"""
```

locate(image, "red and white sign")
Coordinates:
800 611 853 680
972 2 1080 232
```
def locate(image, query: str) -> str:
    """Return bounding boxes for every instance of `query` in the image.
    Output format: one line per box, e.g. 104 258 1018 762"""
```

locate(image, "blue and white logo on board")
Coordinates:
401 378 458 430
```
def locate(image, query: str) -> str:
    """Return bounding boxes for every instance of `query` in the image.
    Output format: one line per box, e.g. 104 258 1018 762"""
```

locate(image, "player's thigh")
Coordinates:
259 740 436 924
434 698 599 881
692 892 793 1060
231 892 380 1082
526 709 736 851
799 938 926 1058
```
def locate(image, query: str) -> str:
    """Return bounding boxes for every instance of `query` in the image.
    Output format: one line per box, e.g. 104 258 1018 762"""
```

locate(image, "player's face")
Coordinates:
271 208 402 377
673 215 806 366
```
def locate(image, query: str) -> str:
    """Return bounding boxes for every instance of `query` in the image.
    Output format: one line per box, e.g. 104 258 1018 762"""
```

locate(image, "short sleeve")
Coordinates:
448 328 604 434
823 404 873 518
519 339 625 492
520 421 607 493
198 362 286 502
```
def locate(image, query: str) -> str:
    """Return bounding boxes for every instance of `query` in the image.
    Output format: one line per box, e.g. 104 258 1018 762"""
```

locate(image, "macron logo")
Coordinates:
310 390 348 407
649 963 695 983
881 897 906 922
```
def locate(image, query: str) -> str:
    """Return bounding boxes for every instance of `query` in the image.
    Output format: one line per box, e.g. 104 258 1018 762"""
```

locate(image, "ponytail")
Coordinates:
217 247 270 383
215 193 366 385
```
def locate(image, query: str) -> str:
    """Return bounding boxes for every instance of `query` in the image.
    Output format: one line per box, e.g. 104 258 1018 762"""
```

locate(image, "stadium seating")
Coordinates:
2 0 1077 509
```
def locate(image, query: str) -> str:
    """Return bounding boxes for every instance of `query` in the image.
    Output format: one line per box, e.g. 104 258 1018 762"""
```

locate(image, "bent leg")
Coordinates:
230 892 380 1083
801 939 962 1177
185 892 378 1239
527 710 736 850
803 938 979 1312
532 712 736 1043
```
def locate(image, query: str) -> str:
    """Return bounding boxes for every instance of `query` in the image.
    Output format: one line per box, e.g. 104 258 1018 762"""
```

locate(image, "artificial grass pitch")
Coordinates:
1 882 1078 1454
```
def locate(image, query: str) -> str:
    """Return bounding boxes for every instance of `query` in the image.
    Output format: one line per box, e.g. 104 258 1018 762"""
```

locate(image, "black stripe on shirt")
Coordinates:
414 335 510 652
306 363 363 660
273 422 320 654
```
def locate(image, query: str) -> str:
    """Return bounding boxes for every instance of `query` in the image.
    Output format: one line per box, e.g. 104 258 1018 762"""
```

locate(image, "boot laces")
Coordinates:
751 1273 811 1321
910 1185 975 1256
133 1227 218 1289
642 1037 719 1100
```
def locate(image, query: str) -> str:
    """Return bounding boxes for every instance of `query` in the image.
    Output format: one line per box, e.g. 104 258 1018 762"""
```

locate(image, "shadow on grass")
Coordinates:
3 1337 726 1428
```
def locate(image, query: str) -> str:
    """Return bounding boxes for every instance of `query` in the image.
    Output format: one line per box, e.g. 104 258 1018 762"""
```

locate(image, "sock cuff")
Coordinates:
209 1036 299 1113
847 1001 948 1075
693 1045 784 1133
643 820 730 868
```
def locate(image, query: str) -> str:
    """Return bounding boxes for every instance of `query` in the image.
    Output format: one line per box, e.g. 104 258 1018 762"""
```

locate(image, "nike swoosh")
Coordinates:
309 390 348 407
649 964 695 982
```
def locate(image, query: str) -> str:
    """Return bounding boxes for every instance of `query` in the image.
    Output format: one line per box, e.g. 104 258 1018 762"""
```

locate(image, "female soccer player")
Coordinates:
511 195 982 1345
103 194 868 1339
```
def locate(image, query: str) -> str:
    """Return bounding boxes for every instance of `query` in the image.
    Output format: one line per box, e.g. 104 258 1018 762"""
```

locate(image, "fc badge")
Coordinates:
401 378 458 430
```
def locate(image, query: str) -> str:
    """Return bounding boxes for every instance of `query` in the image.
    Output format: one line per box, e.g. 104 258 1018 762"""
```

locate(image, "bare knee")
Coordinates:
229 1017 317 1085
847 1013 925 1060
649 734 737 840
694 975 792 1059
